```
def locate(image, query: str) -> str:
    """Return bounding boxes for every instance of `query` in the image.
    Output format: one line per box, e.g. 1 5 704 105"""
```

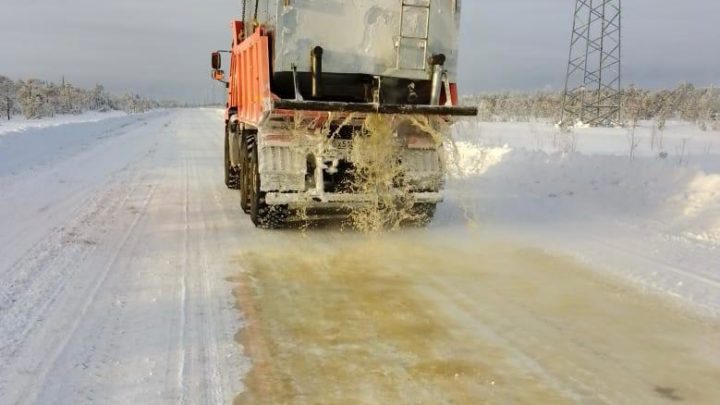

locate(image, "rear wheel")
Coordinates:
239 132 251 214
247 134 288 229
224 127 240 189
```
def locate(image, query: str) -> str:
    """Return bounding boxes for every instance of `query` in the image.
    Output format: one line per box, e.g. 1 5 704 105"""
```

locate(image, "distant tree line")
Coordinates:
0 75 183 120
462 84 720 131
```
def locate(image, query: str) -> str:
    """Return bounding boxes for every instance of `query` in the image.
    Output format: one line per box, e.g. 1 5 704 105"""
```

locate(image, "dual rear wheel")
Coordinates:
225 126 287 229
225 125 436 229
223 126 240 190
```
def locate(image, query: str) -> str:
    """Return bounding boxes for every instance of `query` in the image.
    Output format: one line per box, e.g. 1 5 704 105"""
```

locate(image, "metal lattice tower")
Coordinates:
561 0 622 127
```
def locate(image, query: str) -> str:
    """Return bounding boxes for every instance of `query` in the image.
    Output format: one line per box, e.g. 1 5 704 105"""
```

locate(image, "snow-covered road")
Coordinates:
0 110 247 404
0 109 718 404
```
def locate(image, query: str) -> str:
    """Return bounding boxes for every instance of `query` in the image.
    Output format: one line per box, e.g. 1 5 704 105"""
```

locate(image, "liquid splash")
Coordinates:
345 114 454 232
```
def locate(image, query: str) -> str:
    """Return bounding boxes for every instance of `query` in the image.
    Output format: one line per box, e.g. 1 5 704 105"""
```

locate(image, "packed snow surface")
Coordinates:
0 109 718 403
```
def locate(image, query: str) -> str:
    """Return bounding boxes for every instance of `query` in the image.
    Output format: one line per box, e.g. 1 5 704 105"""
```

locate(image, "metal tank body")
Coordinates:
257 0 462 82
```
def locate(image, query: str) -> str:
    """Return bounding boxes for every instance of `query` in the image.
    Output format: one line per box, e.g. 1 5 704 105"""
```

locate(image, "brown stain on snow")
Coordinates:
231 238 571 404
230 234 720 404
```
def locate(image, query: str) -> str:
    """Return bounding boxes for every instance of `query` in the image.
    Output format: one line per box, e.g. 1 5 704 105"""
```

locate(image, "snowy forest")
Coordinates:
3 74 717 133
463 84 720 131
0 75 180 120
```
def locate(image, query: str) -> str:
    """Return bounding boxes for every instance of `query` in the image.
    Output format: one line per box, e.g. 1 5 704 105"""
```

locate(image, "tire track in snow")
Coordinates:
421 275 603 403
176 160 190 404
590 235 720 288
18 180 159 405
0 113 169 403
0 118 165 280
192 158 226 404
0 169 154 363
1 109 254 403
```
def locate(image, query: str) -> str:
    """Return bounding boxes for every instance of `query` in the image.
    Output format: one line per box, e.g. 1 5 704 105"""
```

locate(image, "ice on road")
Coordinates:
0 109 718 404
234 232 720 404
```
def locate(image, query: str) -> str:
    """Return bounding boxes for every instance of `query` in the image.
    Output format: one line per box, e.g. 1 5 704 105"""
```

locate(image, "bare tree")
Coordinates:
0 75 15 120
623 86 644 160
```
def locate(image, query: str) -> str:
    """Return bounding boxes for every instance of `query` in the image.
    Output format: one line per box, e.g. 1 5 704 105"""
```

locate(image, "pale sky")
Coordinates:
1 0 718 102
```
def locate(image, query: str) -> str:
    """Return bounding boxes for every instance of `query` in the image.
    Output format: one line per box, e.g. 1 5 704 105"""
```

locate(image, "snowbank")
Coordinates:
440 120 720 314
0 111 128 137
0 111 163 177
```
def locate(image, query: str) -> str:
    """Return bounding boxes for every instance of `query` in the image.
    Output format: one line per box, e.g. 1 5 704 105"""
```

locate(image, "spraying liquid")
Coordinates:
344 114 458 232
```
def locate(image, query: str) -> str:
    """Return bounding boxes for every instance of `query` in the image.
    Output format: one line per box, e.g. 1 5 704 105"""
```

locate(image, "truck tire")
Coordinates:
239 132 251 214
224 128 240 190
247 134 287 229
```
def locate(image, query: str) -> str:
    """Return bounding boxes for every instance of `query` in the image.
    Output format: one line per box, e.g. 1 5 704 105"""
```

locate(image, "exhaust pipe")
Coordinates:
429 54 446 105
311 46 323 98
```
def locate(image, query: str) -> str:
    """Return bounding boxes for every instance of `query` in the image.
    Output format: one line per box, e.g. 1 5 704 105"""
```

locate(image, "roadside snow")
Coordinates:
442 120 720 315
0 111 154 177
0 111 128 137
453 120 720 171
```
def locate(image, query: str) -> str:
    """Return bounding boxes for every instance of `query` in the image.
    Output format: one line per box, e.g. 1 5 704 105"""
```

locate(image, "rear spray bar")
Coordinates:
273 100 478 117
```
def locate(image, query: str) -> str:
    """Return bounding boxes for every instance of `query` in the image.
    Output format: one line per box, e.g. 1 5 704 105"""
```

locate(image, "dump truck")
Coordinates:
211 0 477 228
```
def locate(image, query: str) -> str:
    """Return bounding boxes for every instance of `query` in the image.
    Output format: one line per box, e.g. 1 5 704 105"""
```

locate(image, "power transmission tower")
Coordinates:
561 0 622 127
